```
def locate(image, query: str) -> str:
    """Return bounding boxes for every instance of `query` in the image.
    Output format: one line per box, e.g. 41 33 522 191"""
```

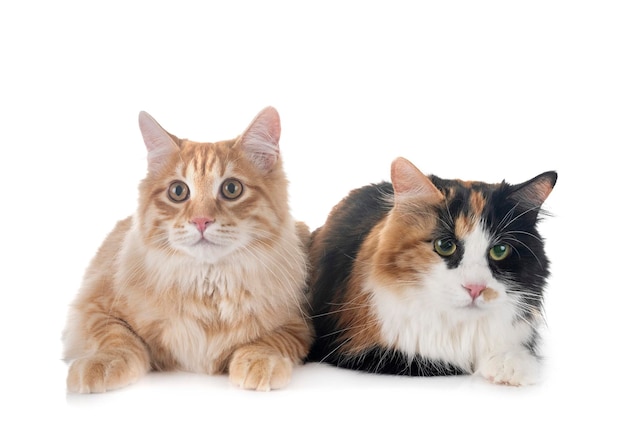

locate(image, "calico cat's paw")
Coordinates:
477 351 540 386
229 346 293 391
67 351 148 393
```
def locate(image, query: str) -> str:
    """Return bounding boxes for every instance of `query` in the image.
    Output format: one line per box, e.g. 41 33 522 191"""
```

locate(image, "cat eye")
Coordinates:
221 178 244 200
434 238 457 257
489 244 511 261
167 181 190 203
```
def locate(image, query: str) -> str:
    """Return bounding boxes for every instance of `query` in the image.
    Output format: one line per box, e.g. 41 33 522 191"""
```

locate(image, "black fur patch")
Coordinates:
326 346 466 376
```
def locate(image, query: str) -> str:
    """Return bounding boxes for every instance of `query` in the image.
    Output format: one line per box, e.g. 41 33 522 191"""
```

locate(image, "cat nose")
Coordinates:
191 217 215 233
463 284 486 300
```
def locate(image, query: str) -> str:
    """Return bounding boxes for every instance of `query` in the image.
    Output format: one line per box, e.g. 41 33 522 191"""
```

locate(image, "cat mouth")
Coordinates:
193 237 219 247
462 300 485 310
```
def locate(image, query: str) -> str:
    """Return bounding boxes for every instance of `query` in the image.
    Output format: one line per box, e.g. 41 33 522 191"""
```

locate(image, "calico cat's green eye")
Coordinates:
489 244 511 261
221 178 243 200
167 181 190 203
434 238 457 257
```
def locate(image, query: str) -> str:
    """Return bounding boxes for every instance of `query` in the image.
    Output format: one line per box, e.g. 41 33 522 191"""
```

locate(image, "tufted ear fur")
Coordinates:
240 106 281 173
508 171 558 209
138 111 179 174
390 157 443 203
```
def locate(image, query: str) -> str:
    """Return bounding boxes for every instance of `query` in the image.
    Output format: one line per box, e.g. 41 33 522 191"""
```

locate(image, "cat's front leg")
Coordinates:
475 348 541 386
228 321 312 391
66 322 151 393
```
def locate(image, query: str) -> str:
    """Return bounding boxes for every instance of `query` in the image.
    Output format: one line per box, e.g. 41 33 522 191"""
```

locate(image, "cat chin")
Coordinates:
172 242 239 264
189 249 236 264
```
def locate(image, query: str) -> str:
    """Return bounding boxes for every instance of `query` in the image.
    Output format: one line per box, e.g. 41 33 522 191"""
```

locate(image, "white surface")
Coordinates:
1 1 624 443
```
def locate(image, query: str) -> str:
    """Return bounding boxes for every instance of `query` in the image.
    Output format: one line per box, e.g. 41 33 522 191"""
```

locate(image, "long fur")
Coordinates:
63 107 312 393
307 158 556 385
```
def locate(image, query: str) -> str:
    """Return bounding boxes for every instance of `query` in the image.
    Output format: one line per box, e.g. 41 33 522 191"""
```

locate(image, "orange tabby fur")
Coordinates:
63 107 312 392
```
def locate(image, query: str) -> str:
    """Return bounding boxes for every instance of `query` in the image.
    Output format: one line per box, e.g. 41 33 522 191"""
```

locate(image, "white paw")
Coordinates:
477 351 540 386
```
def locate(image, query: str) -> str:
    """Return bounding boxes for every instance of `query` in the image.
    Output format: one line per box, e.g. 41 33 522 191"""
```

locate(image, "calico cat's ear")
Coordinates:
240 106 281 173
508 171 558 209
391 157 444 203
138 111 179 173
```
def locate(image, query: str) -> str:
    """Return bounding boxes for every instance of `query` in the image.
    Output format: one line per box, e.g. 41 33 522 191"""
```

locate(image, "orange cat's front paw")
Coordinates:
67 351 148 394
229 347 293 391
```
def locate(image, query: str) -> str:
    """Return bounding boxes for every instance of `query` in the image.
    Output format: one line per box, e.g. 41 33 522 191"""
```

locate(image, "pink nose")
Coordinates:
463 284 486 300
191 217 215 233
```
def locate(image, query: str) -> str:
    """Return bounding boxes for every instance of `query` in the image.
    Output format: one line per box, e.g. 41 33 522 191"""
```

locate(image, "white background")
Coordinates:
1 1 624 443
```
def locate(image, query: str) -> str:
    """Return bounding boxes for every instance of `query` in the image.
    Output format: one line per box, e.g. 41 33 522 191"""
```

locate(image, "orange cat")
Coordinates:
63 107 312 392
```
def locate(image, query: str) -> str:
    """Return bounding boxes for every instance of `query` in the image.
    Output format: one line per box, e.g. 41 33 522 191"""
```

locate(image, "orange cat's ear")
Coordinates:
138 111 179 173
391 157 443 203
240 106 281 173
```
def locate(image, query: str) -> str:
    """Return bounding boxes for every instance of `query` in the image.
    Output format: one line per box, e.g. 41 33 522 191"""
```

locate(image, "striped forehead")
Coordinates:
183 152 222 179
177 143 231 196
180 143 225 174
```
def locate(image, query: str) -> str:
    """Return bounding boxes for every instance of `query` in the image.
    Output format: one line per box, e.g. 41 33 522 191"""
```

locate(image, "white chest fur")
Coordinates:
371 284 533 371
117 229 305 374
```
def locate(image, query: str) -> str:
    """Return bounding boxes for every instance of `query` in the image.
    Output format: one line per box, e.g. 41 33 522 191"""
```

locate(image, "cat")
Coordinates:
63 106 313 393
306 157 557 386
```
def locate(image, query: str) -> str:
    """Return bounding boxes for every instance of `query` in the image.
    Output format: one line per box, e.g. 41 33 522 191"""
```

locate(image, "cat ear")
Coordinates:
138 111 179 173
508 171 558 209
240 106 281 172
391 157 444 202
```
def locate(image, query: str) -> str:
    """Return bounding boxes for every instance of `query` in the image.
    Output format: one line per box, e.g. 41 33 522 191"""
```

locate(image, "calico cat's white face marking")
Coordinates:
368 222 521 364
370 222 512 321
438 223 509 310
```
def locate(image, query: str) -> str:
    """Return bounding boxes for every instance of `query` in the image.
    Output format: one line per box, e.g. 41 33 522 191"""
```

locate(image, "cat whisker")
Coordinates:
441 198 456 232
498 203 543 233
494 202 523 233
504 291 546 326
238 243 310 319
499 236 544 268
310 302 374 318
317 336 355 364
330 299 373 308
500 230 543 243
316 319 381 364
247 235 302 280
317 318 379 340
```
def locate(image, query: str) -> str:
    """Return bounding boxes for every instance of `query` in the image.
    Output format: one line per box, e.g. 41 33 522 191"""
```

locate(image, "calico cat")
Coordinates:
63 107 312 392
307 157 556 386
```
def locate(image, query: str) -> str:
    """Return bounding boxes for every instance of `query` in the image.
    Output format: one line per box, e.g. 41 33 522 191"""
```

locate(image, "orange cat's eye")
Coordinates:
221 178 243 200
167 181 190 203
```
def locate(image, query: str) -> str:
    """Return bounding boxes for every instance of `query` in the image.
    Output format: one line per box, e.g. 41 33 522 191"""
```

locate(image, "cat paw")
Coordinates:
67 351 148 393
477 351 540 386
229 347 293 391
